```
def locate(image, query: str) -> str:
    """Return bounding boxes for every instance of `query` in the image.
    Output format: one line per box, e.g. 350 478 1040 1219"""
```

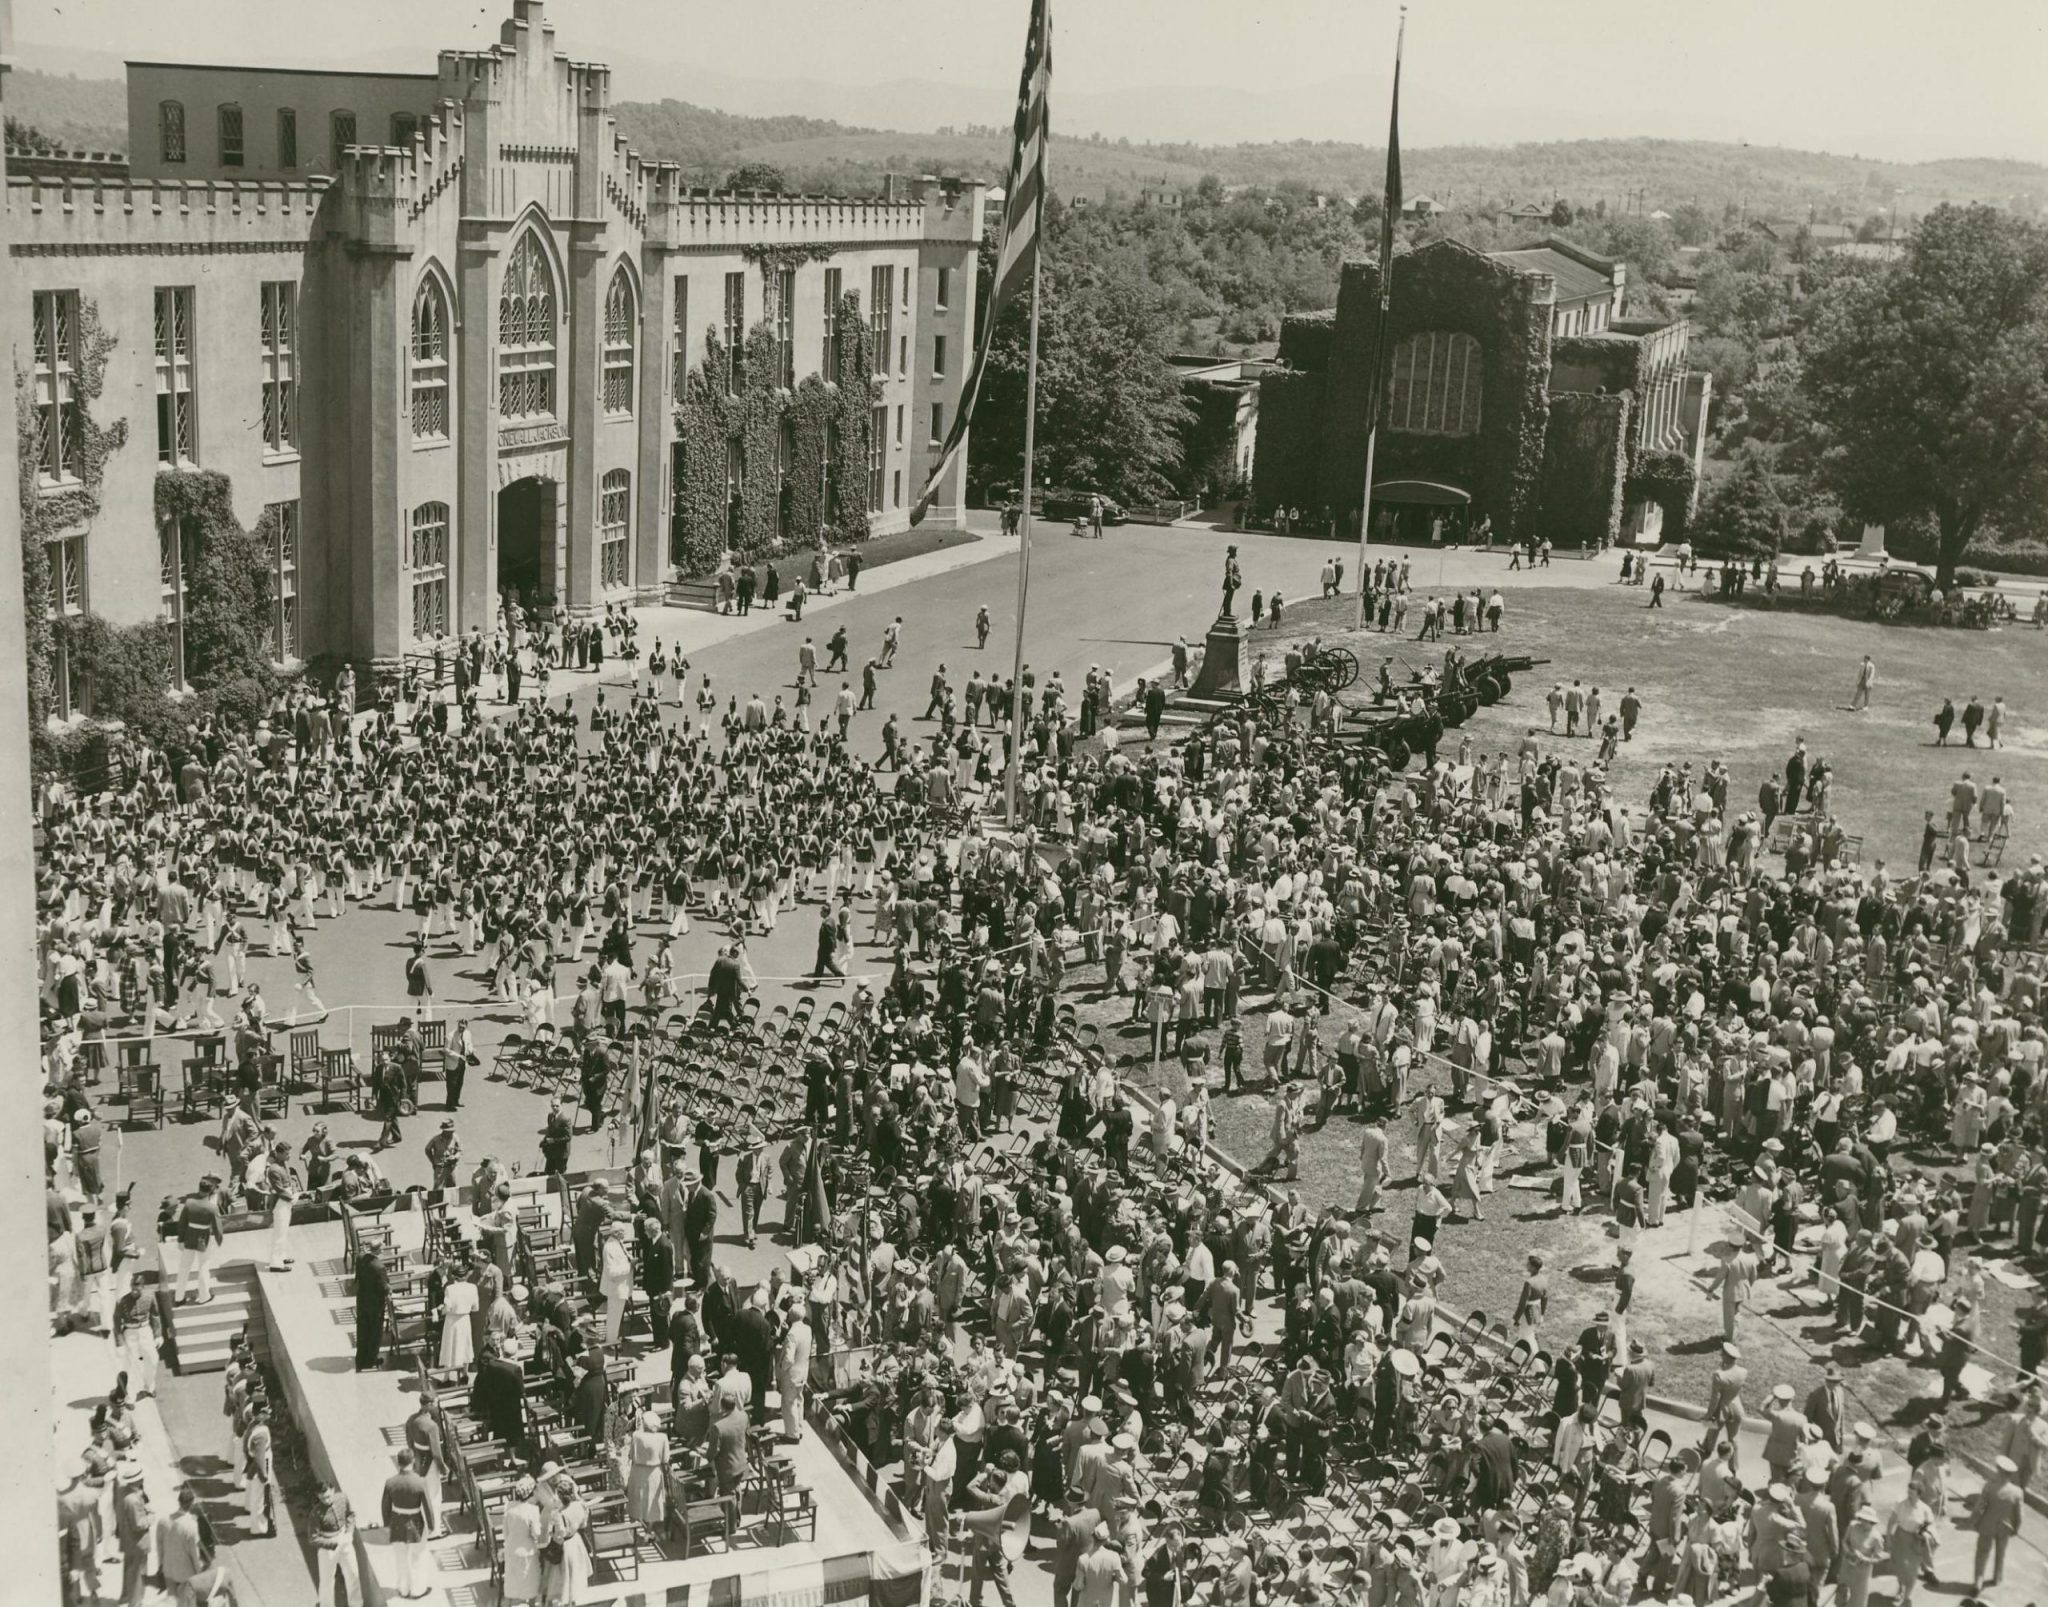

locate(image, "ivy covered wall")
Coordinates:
1317 240 1554 539
1537 391 1631 549
1250 366 1326 511
14 294 128 743
14 294 283 776
671 288 875 576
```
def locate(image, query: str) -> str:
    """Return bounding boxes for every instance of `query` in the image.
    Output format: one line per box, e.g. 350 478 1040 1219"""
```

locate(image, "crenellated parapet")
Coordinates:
7 171 331 253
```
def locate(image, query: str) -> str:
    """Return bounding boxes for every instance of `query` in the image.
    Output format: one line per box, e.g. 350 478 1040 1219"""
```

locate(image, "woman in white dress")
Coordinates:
544 1474 591 1606
624 1410 670 1528
438 1268 479 1370
1815 1205 1849 1308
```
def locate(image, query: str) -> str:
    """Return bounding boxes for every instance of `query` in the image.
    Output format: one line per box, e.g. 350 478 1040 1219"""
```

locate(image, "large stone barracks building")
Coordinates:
1253 236 1710 549
3 0 981 711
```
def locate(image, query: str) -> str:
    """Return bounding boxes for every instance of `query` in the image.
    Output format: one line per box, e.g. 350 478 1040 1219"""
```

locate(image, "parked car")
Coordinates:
1041 489 1125 525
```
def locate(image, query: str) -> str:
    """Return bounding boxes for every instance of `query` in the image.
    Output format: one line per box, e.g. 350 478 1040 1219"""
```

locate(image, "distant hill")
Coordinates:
6 69 128 152
9 62 2044 223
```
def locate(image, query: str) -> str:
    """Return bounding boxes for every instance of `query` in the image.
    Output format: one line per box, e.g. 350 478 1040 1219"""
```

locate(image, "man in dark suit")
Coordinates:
707 1388 752 1496
707 947 746 1026
735 1297 778 1423
572 1180 612 1281
1805 1360 1848 1452
1050 1486 1100 1607
471 1338 527 1450
683 1174 718 1289
354 1244 389 1369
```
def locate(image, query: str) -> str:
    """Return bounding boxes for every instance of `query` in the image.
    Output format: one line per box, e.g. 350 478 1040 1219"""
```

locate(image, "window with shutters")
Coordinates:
49 535 88 717
600 471 631 591
411 276 449 441
603 267 636 416
159 519 195 689
722 271 744 394
498 231 557 421
262 499 300 661
330 110 356 171
218 104 244 167
868 404 887 512
160 102 186 165
154 287 197 466
409 503 449 642
260 281 297 454
869 266 894 379
1386 330 1483 437
821 267 842 375
670 275 689 400
276 108 298 169
773 265 795 389
30 291 82 487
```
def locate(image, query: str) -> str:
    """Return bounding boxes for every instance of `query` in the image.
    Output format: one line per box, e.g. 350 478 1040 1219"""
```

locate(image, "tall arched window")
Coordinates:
599 470 631 591
411 277 450 440
498 231 557 420
409 502 450 642
603 267 636 416
1386 330 1483 436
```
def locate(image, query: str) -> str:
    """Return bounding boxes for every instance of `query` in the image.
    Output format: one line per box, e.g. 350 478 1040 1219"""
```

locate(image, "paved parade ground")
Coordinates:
51 518 2048 1606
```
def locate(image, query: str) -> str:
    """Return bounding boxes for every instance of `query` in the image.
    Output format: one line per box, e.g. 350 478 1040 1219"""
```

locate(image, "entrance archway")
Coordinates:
497 477 557 608
1369 478 1472 545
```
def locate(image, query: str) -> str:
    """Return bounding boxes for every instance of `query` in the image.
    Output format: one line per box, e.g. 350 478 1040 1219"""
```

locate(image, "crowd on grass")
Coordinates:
31 596 2048 1606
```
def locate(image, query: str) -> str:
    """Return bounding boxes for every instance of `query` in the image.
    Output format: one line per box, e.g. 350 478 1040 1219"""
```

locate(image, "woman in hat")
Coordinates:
542 1471 590 1606
624 1410 670 1528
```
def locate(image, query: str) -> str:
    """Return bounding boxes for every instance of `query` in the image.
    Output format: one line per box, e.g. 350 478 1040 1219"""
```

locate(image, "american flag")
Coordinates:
911 0 1051 525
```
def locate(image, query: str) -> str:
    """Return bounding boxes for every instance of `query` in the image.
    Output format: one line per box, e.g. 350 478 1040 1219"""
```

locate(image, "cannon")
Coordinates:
1457 652 1549 705
1288 641 1360 693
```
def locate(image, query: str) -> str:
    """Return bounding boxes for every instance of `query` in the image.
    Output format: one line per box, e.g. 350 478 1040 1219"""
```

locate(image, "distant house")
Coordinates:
1402 193 1442 219
1139 185 1184 210
1495 201 1550 228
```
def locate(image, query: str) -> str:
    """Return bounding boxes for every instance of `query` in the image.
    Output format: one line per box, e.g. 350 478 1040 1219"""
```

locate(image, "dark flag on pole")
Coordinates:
1358 13 1407 481
910 0 1051 525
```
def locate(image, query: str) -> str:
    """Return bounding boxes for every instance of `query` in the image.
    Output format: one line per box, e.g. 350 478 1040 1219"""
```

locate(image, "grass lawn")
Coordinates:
1258 581 2048 874
1078 579 2048 1466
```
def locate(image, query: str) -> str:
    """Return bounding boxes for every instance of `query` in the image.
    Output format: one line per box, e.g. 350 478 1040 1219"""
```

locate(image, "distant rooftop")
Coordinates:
1489 237 1618 304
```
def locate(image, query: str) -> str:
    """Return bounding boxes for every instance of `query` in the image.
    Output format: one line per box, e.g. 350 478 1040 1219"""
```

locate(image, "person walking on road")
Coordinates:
976 606 992 649
1851 655 1876 711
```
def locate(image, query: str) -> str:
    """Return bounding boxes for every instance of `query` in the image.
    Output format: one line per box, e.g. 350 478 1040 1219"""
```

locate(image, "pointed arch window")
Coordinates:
498 231 557 421
412 276 450 440
603 267 636 416
599 470 631 591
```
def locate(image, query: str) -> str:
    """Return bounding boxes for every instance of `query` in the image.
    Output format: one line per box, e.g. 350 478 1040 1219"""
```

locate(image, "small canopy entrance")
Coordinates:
1368 478 1472 544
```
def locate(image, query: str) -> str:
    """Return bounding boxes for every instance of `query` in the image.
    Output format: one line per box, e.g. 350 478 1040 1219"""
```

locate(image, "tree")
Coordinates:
967 232 1193 505
1801 204 2048 587
721 161 789 195
1550 197 1574 227
1691 447 1789 556
4 115 61 154
1671 203 1712 247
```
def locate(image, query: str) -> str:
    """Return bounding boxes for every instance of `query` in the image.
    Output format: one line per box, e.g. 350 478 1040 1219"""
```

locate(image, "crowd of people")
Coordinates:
35 556 2048 1607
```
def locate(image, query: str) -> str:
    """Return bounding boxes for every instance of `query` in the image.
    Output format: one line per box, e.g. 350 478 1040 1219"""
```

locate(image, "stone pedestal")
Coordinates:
1186 612 1248 702
1859 523 1886 560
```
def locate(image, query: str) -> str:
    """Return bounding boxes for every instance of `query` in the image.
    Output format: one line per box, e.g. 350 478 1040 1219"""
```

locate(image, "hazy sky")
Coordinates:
12 0 2046 162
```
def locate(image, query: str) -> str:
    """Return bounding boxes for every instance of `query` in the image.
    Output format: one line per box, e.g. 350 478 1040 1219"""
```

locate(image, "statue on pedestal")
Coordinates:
1220 546 1243 617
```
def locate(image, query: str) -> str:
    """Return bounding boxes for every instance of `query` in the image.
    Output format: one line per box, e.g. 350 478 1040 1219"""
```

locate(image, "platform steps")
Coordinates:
158 1262 259 1374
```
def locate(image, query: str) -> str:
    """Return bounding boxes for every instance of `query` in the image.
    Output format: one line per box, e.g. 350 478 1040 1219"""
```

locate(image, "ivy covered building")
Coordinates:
1252 236 1710 548
4 0 982 719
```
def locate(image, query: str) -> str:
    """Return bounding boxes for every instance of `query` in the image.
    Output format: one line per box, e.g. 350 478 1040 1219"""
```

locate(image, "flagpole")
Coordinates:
1355 6 1406 632
1003 216 1046 829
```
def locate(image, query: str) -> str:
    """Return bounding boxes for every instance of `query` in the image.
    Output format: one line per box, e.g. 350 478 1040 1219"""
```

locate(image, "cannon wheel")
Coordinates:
1382 737 1411 771
1442 694 1477 727
1475 676 1504 707
1493 671 1513 699
1328 647 1360 691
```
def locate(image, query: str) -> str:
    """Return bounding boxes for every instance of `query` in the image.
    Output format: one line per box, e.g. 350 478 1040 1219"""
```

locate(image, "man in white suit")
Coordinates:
778 1299 814 1442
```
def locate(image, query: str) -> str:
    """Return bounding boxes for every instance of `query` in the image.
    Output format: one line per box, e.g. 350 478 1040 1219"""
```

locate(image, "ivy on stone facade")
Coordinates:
672 289 874 575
